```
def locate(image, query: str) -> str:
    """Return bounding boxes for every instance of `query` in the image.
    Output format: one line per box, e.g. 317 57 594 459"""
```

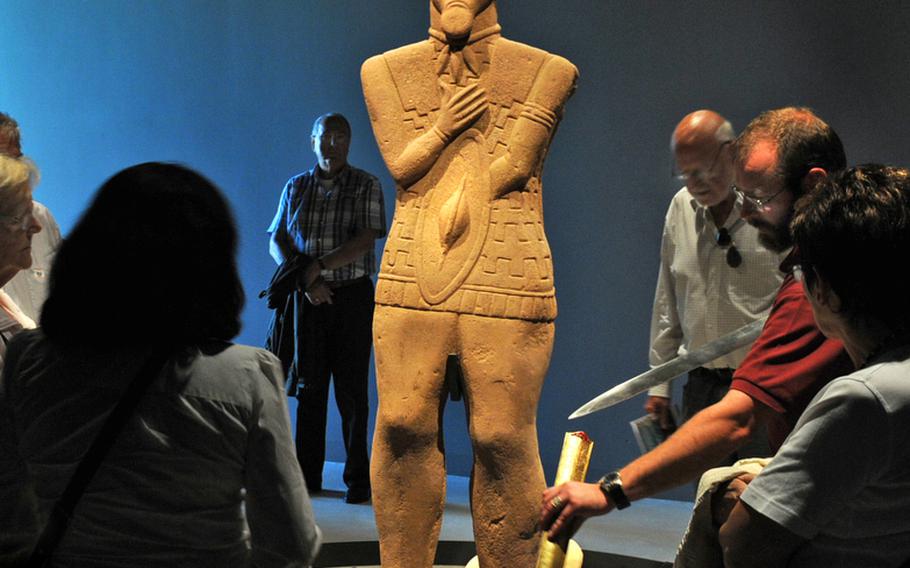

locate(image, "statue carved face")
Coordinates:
432 0 494 39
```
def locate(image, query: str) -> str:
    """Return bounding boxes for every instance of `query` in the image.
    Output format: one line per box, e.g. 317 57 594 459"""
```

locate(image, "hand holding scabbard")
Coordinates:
536 432 593 568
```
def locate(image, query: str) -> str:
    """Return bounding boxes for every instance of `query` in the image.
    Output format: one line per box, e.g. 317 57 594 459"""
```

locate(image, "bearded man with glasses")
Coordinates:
646 110 784 469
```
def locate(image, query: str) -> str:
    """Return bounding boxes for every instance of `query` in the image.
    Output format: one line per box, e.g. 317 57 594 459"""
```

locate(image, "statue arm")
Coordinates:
489 55 578 198
362 54 487 189
385 130 448 189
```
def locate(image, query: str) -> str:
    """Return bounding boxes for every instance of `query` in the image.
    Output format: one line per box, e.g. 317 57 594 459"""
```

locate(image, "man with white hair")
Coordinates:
645 110 783 463
0 112 61 321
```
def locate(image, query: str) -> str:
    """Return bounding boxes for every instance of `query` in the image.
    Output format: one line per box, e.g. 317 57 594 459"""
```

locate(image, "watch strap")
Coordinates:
598 471 631 510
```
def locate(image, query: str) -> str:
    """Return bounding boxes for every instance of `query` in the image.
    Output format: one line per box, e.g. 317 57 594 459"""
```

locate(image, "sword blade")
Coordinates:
569 317 767 420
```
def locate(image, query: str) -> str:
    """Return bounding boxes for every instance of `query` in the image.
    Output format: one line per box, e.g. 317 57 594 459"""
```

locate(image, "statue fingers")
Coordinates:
453 100 488 127
449 81 482 101
450 86 487 113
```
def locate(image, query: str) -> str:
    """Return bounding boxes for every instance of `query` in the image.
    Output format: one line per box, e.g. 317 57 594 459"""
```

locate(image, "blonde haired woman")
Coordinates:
0 155 41 366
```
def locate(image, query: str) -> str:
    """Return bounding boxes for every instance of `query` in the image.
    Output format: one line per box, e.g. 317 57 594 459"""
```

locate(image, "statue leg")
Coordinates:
457 315 555 568
371 305 456 568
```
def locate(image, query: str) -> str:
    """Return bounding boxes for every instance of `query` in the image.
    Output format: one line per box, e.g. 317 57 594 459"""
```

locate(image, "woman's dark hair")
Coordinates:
791 164 910 335
41 162 244 348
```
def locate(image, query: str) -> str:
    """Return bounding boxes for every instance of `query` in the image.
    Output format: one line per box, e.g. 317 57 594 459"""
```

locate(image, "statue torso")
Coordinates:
374 36 561 322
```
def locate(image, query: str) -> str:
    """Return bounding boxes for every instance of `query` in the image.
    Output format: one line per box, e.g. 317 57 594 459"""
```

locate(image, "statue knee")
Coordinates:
376 406 439 459
470 421 535 470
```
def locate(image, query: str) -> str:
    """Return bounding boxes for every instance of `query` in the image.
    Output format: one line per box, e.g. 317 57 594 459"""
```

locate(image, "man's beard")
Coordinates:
751 215 793 252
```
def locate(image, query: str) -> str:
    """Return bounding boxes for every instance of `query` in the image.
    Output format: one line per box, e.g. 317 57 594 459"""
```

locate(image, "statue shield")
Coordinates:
415 128 491 304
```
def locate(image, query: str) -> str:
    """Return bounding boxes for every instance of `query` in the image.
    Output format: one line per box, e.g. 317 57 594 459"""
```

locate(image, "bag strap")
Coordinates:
27 349 172 567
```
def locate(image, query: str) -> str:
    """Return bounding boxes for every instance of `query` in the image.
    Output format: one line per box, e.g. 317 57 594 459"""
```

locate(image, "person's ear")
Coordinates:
811 268 842 312
802 167 828 193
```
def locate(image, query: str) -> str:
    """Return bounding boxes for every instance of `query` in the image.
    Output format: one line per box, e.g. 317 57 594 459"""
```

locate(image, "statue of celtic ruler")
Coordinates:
362 1 577 565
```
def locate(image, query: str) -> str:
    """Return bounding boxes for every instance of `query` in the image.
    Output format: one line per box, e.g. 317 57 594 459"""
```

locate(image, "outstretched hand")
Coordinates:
539 481 611 541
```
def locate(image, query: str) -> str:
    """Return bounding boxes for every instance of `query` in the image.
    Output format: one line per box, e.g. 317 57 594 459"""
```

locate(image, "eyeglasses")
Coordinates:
672 140 731 185
716 227 742 268
731 183 787 210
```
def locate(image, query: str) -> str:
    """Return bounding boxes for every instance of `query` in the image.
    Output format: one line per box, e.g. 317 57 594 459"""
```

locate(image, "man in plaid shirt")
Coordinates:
268 113 385 504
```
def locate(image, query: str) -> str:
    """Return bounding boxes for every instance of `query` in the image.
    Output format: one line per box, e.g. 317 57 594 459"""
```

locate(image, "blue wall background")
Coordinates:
2 0 909 502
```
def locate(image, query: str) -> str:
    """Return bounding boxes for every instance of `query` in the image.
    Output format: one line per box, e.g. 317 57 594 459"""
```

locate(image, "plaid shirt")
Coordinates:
268 164 386 281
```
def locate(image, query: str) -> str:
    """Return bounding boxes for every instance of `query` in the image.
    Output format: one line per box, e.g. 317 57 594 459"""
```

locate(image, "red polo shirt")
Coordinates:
731 273 854 451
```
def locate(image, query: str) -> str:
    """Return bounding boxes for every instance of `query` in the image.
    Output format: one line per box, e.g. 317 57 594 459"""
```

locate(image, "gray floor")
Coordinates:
312 462 693 567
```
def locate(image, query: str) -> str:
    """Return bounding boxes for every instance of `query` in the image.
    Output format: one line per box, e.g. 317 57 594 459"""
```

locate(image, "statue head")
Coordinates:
431 0 496 43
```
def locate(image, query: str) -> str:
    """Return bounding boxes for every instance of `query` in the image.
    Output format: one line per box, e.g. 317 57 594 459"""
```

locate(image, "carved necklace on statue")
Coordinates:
429 24 501 84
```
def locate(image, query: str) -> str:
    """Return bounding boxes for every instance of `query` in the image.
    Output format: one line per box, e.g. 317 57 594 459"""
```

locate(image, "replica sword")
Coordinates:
569 317 768 420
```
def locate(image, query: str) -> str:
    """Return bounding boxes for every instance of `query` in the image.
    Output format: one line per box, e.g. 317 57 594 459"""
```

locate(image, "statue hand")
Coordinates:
435 83 487 142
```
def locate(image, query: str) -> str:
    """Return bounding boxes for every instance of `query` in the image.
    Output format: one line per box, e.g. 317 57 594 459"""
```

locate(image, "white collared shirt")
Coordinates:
648 188 787 397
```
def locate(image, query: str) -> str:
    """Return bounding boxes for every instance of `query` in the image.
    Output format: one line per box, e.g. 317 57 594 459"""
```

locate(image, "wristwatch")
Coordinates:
598 471 630 510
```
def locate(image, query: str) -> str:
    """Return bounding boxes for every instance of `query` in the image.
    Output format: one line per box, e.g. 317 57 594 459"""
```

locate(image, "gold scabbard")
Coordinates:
536 431 594 568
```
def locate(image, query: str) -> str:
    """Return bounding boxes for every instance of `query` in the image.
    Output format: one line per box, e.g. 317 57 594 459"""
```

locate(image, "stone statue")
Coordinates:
361 1 577 565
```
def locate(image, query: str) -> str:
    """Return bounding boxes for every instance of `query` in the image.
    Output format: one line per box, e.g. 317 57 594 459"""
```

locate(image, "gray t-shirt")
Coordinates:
742 345 910 566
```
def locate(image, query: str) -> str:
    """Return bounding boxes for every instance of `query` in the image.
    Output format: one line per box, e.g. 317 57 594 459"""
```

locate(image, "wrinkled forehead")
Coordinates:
674 139 722 168
735 139 781 189
312 118 350 138
0 182 32 217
